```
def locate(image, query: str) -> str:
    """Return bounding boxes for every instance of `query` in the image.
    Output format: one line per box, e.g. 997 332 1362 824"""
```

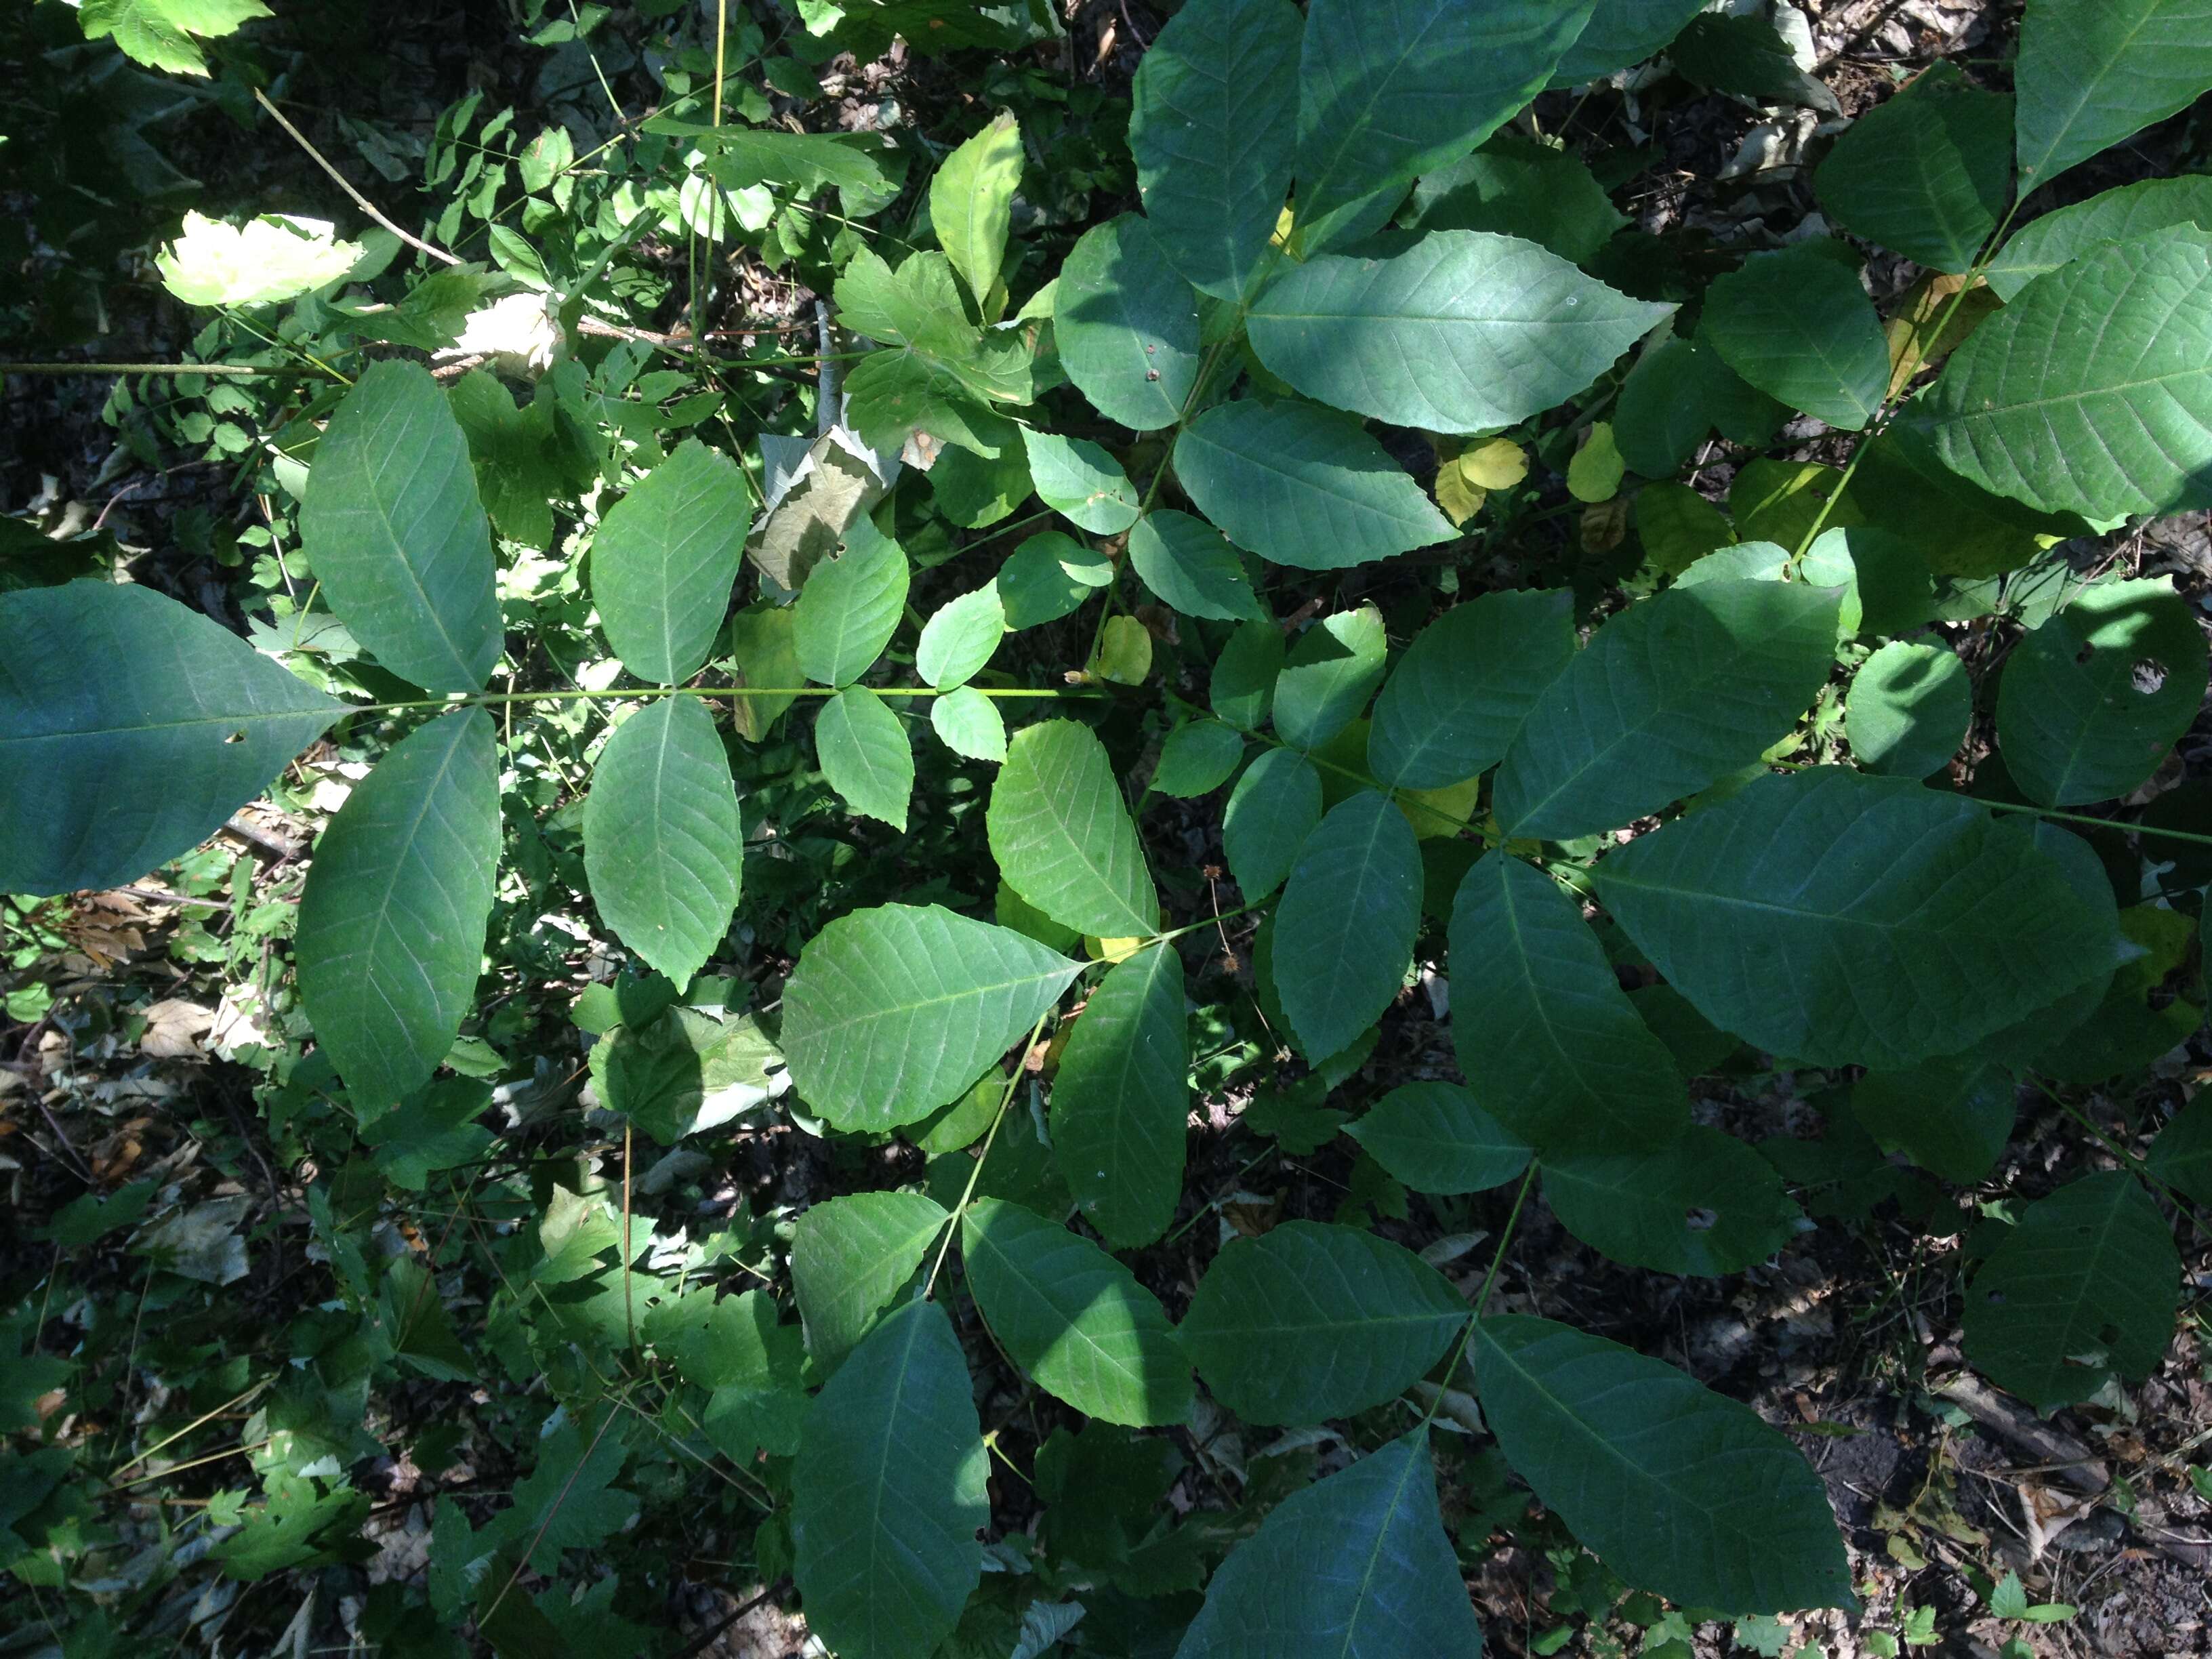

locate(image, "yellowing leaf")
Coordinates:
1458 436 1530 490
1094 614 1153 684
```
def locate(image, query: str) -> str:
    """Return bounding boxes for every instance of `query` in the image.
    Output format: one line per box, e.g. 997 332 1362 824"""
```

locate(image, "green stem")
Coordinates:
0 361 333 379
1418 1163 1538 1429
923 1008 1053 1298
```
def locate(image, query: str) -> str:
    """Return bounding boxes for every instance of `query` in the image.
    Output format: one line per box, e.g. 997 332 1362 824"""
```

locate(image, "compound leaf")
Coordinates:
816 685 914 831
1248 230 1669 434
1903 228 2212 522
1129 510 1265 622
1996 577 2209 806
1222 749 1322 900
2015 0 2212 189
1274 605 1387 752
590 438 749 684
1493 579 1842 841
962 1197 1191 1426
1986 175 2212 300
1273 792 1422 1061
298 360 501 693
1176 400 1455 572
1962 1172 2182 1409
1814 64 2012 274
1368 589 1575 790
1471 1314 1851 1612
792 1299 988 1659
781 903 1082 1130
1129 0 1301 300
1172 1429 1482 1658
1347 1083 1532 1197
989 720 1160 939
794 516 910 687
1449 853 1688 1154
0 582 342 895
1179 1221 1467 1425
791 1191 950 1372
296 710 500 1111
1050 943 1189 1248
1593 769 2119 1069
1701 243 1889 430
582 697 741 989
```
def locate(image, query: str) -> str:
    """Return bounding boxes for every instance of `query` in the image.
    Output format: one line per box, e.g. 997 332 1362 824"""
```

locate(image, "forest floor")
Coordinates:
5 2 2211 1657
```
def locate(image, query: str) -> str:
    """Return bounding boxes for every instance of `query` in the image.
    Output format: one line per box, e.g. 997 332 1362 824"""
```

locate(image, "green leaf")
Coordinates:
1851 1062 2015 1184
1593 769 2118 1069
1449 853 1687 1153
77 0 268 75
1151 722 1244 798
1179 1221 1468 1425
1555 0 1708 82
1635 480 1738 575
1057 216 1203 430
1702 243 1889 430
1669 11 1838 112
1176 401 1456 571
1963 1172 2182 1409
791 1191 949 1370
1814 64 2012 274
1128 510 1265 622
916 585 1006 689
1273 792 1422 1061
2146 1097 2212 1206
930 686 1008 762
2014 0 2212 188
1211 617 1286 728
1248 230 1669 434
295 710 500 1111
1493 579 1842 840
588 438 749 685
676 123 889 193
298 360 501 693
1408 131 1628 265
1902 228 2212 521
582 698 741 988
1223 750 1322 900
794 515 910 687
1051 943 1189 1248
989 720 1160 939
1347 1082 1532 1196
448 371 560 550
1294 0 1595 242
1846 640 1972 779
1471 1315 1851 1612
1545 1126 1800 1275
1997 577 2209 806
1616 333 1786 478
1368 590 1575 790
793 1298 988 1659
363 1078 494 1191
962 1198 1191 1426
930 110 1022 311
782 903 1082 1130
1274 605 1387 752
0 582 342 895
590 1003 782 1143
816 686 914 831
1128 0 1301 300
1172 1429 1483 1658
1023 431 1143 533
1986 176 2212 301
999 531 1113 630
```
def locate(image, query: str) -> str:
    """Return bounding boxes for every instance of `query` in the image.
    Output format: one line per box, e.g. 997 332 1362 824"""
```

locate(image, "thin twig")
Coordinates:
253 89 462 268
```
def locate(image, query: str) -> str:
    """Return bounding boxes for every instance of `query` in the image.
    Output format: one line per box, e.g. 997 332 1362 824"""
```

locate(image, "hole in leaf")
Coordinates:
2131 657 2167 695
1684 1206 1717 1231
1986 1290 2005 1305
223 731 247 743
2096 1322 2123 1348
2075 642 2096 665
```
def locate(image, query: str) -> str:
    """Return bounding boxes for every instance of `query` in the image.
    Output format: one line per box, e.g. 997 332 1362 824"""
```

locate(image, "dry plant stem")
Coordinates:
923 1008 1054 1299
252 89 464 270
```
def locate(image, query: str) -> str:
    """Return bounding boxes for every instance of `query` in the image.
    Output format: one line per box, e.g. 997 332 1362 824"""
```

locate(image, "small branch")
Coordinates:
253 88 462 269
0 362 325 378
